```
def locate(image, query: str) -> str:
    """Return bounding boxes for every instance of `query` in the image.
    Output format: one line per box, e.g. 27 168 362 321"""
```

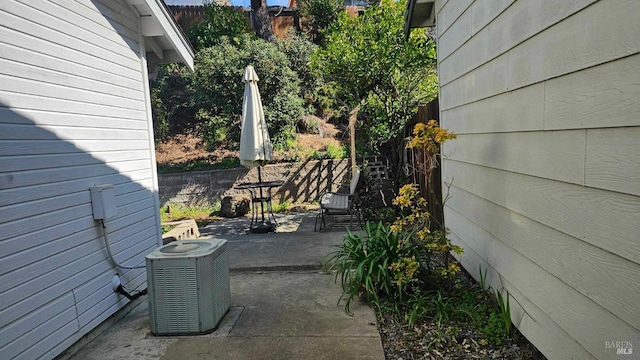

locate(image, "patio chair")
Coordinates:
314 167 362 232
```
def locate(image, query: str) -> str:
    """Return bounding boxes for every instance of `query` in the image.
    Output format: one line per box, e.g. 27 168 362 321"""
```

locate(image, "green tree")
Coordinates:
190 35 304 150
150 63 195 141
187 2 253 51
311 0 437 184
298 0 344 46
276 31 322 115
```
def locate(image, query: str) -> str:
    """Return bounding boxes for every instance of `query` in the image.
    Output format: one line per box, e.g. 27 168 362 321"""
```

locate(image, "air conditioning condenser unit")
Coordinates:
146 239 230 335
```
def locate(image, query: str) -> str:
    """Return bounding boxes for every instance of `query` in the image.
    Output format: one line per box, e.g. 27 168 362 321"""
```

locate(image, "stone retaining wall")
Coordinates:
158 159 351 206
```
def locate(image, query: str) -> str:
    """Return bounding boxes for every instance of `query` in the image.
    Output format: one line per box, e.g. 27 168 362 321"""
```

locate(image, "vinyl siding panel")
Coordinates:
441 83 544 134
436 0 640 358
0 169 152 206
0 1 160 359
543 54 640 131
585 127 640 197
445 204 638 359
469 0 513 35
486 0 596 61
507 0 640 91
448 130 585 184
444 160 640 265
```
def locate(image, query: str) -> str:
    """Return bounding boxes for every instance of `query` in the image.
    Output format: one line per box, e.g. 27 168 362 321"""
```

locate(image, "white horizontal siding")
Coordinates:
0 1 161 359
0 57 143 101
437 0 640 357
0 150 152 173
1 195 155 262
0 91 147 120
0 169 152 206
0 159 151 190
0 2 141 72
0 293 77 351
0 208 156 296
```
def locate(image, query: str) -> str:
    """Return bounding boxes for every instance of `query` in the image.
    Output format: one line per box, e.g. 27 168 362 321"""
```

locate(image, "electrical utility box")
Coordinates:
90 184 117 220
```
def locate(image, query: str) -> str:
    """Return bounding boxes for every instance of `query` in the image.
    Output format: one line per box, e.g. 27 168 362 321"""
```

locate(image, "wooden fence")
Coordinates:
407 98 443 230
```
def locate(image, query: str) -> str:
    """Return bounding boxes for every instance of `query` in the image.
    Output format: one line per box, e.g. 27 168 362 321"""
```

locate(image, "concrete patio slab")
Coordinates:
66 211 383 360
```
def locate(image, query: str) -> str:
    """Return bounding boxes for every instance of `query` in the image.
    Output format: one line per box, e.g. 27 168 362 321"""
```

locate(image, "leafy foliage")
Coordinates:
298 0 344 46
329 184 462 315
407 120 458 153
157 158 240 174
276 32 323 115
190 35 304 150
187 2 253 51
327 222 419 314
310 0 438 196
150 64 195 141
160 203 221 227
312 0 438 155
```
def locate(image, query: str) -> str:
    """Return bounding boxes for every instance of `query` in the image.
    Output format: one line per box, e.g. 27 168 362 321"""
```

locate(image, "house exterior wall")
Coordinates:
0 1 161 359
435 0 640 358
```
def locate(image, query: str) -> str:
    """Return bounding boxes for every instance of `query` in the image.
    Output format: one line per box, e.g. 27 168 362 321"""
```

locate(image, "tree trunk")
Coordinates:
251 0 275 42
349 105 360 175
391 132 405 195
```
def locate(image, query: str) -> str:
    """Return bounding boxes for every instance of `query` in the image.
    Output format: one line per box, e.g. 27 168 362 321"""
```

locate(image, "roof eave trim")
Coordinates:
404 0 436 40
143 0 195 71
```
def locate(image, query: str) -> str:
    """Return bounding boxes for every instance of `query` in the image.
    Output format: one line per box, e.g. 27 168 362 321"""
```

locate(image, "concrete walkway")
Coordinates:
68 212 384 360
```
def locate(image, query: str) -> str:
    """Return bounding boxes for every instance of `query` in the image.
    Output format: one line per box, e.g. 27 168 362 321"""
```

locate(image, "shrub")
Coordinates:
150 64 196 140
329 183 462 316
190 35 304 150
276 32 321 113
327 222 419 314
298 0 343 46
187 3 253 50
391 184 463 280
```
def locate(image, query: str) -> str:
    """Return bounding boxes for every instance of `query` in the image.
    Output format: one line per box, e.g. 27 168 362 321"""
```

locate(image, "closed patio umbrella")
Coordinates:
239 65 272 169
239 65 274 232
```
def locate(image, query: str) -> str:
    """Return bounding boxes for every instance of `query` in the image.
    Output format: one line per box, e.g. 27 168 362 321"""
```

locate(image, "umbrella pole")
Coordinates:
258 166 266 223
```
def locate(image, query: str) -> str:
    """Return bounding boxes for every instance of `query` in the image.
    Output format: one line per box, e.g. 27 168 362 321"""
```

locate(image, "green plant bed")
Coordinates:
158 158 241 174
160 203 222 227
375 264 546 359
161 224 175 234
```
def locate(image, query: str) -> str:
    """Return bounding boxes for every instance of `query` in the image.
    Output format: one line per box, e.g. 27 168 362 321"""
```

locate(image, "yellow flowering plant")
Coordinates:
406 120 457 153
390 183 463 281
328 120 462 319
